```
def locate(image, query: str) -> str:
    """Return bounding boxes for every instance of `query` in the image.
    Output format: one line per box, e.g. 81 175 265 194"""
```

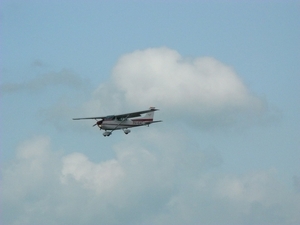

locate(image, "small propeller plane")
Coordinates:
73 107 162 137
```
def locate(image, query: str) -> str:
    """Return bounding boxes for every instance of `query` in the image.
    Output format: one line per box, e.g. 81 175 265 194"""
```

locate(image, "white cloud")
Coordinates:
2 136 63 224
17 47 269 131
3 137 54 200
0 69 88 95
61 153 124 194
2 134 300 225
86 47 266 128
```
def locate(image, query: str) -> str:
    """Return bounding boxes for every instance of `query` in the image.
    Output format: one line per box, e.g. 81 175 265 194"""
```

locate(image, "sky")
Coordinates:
1 0 300 224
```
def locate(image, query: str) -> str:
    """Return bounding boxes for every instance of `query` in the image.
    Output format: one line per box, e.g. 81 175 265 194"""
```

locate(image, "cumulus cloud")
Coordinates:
0 69 88 95
7 47 268 131
1 48 288 225
2 136 62 224
61 153 124 194
86 47 266 128
2 135 300 225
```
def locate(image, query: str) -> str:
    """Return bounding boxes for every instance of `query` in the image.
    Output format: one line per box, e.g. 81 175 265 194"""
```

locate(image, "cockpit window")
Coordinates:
105 115 115 120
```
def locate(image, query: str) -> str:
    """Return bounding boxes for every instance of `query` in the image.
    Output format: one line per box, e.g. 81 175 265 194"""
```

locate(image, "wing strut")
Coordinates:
107 115 130 135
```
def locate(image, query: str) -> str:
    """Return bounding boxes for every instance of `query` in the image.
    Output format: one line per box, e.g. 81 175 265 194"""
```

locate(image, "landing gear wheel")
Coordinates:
123 129 131 135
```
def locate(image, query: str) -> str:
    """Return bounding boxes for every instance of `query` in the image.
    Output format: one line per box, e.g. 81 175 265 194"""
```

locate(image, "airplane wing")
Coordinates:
115 108 159 119
73 108 159 120
73 116 106 120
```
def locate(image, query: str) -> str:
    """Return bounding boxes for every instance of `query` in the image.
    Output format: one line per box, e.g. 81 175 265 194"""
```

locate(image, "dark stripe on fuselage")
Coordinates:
101 123 149 130
131 119 153 121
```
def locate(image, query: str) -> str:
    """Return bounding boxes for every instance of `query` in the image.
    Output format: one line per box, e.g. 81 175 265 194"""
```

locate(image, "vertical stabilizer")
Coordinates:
142 107 156 121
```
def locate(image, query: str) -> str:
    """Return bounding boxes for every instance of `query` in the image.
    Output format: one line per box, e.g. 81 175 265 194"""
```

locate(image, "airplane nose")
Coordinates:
93 120 103 127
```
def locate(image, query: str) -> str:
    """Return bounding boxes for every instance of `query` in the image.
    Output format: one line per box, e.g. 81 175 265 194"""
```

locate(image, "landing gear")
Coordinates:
102 129 131 136
103 131 112 137
123 129 131 135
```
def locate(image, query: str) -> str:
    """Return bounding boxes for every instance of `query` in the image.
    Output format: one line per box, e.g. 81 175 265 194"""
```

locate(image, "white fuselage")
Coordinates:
99 118 152 131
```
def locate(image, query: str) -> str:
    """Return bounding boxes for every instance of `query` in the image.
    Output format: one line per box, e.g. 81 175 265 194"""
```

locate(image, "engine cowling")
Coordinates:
93 119 103 128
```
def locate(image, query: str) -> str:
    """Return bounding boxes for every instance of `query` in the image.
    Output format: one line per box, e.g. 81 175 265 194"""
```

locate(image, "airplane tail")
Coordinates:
142 107 156 121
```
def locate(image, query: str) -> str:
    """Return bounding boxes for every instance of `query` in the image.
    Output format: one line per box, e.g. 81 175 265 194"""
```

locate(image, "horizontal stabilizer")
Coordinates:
145 120 163 125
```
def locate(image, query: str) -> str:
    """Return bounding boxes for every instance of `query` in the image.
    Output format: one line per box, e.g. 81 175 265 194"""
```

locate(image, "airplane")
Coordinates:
73 107 162 137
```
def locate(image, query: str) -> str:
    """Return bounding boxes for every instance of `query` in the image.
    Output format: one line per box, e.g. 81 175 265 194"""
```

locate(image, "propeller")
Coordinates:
93 119 103 128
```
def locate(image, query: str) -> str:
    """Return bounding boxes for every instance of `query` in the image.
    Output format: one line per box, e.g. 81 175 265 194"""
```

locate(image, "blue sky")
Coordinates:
1 1 300 224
